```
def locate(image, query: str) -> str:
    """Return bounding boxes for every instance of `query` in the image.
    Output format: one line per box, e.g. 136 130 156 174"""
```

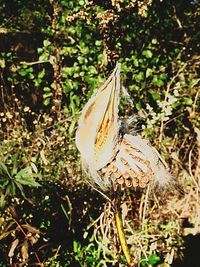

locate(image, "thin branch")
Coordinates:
20 60 50 66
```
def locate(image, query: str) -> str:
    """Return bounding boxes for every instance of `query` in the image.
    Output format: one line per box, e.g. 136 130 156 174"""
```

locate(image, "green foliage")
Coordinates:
0 0 199 266
0 155 40 207
72 240 104 266
141 253 161 267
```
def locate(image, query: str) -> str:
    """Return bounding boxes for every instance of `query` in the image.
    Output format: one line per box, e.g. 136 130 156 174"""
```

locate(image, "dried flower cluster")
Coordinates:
67 10 91 25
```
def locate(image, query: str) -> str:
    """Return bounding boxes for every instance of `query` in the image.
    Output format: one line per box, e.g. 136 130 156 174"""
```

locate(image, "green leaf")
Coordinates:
38 69 45 79
140 255 148 267
43 39 51 47
133 59 139 67
73 240 80 253
148 253 161 265
34 78 42 87
152 38 158 44
68 120 76 136
11 154 18 176
0 163 11 178
152 76 164 87
43 98 51 106
79 0 85 6
142 50 153 58
15 166 32 178
43 86 51 92
149 90 160 100
146 68 153 78
95 40 102 46
15 167 41 187
39 53 49 61
136 72 144 82
136 102 142 110
19 69 28 76
37 47 43 53
15 175 41 187
0 193 6 208
29 73 35 79
43 92 52 98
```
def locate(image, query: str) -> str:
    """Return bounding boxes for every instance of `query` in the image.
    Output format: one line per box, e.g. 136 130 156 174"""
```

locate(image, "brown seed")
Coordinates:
127 144 140 152
125 178 132 187
133 165 143 176
131 155 145 164
139 181 148 188
106 163 113 171
117 177 124 185
132 178 138 187
125 148 132 155
129 169 137 178
111 164 118 173
123 171 129 179
121 139 128 145
141 175 151 183
115 170 121 179
126 163 132 171
113 183 119 191
121 157 128 165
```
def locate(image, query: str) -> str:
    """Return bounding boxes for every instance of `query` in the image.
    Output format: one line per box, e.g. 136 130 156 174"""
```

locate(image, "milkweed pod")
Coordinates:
76 63 121 171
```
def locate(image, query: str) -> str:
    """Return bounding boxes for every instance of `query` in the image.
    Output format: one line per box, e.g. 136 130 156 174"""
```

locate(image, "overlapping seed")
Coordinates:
100 137 153 189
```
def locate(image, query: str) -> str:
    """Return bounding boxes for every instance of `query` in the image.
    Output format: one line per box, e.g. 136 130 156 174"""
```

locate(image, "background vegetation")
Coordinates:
0 0 199 266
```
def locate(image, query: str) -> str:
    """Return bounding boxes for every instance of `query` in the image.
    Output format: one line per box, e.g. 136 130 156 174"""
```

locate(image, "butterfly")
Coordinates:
76 63 171 191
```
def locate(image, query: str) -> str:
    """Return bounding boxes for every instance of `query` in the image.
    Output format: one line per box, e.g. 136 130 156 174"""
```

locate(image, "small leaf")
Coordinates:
146 68 152 78
148 253 161 265
95 40 102 46
15 166 32 178
11 154 18 176
0 193 6 208
38 69 45 79
0 163 11 178
142 50 153 58
43 92 52 98
15 175 41 187
43 39 51 47
19 69 28 76
15 167 41 187
43 98 51 106
136 102 142 110
149 90 160 100
43 86 51 92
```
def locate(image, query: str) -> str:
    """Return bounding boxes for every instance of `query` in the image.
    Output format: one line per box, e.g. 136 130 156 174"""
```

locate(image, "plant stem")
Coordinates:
115 209 132 266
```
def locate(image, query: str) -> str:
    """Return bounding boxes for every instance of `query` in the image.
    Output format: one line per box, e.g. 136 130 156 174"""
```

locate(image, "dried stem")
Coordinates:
115 209 133 266
8 207 44 266
112 191 133 266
